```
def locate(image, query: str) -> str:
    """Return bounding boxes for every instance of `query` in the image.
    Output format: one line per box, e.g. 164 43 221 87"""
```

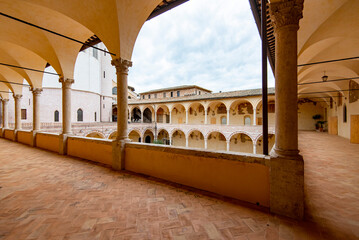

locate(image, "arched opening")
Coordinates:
257 99 275 126
188 103 205 124
207 131 226 151
131 107 141 122
77 108 83 122
188 130 204 149
171 130 186 147
156 106 170 123
208 102 227 125
171 104 186 124
109 131 117 140
86 132 105 139
229 133 253 153
143 129 154 143
129 130 141 142
157 129 169 144
229 100 253 126
112 107 117 122
221 116 227 125
256 134 275 154
143 108 152 123
54 110 59 122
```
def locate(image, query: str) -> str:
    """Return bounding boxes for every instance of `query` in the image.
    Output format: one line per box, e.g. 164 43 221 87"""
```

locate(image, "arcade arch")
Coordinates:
171 104 186 124
229 133 254 154
129 130 141 143
188 103 205 124
187 130 204 149
171 129 186 147
206 131 226 151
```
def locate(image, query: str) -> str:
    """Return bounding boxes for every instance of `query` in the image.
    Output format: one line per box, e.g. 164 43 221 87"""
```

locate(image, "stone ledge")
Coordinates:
68 136 113 145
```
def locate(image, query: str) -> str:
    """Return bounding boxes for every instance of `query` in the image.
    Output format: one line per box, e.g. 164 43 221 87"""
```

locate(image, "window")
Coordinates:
154 93 157 98
148 94 151 99
244 116 251 126
21 109 27 120
103 96 105 100
142 95 145 99
177 91 180 97
171 92 173 97
221 116 227 125
54 110 59 122
77 109 83 122
29 99 30 105
163 92 166 98
343 104 347 123
103 104 105 109
199 91 201 95
94 112 97 122
112 87 117 95
93 48 98 59
103 71 105 78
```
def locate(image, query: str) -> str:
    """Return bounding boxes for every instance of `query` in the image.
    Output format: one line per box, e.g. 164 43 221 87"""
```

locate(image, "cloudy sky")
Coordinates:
129 0 274 93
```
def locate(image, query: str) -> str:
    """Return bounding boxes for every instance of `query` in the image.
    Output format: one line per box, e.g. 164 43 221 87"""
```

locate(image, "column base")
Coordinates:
270 148 304 220
112 139 130 170
59 134 69 155
31 130 39 147
14 130 18 142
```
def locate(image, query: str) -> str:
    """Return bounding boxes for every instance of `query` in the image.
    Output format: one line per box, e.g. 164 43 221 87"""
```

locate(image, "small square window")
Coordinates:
163 92 166 98
171 92 173 97
148 94 151 99
21 109 27 120
177 91 180 97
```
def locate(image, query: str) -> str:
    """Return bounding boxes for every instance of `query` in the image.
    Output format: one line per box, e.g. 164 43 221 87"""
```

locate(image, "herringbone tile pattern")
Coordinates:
0 132 357 239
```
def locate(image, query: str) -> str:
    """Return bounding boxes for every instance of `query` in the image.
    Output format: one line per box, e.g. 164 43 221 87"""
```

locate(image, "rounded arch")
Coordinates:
143 107 152 123
86 131 105 139
171 129 186 147
229 132 254 154
188 102 206 124
157 129 169 144
207 101 227 125
129 129 141 143
156 105 170 123
256 134 276 155
77 108 83 122
108 131 117 140
187 129 205 149
171 104 186 124
206 131 227 151
143 129 154 143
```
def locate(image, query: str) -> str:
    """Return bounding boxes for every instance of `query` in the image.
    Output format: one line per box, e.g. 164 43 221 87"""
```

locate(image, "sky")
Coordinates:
129 0 275 94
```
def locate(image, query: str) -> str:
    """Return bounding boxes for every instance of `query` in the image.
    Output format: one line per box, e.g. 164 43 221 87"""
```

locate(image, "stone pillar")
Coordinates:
253 108 257 126
169 136 172 145
204 138 208 149
111 58 132 170
269 0 304 220
59 77 74 155
226 140 230 151
169 110 172 124
2 99 9 129
253 143 257 154
185 109 189 124
227 107 230 125
32 88 42 131
204 108 208 124
14 94 22 130
185 135 189 148
141 111 144 123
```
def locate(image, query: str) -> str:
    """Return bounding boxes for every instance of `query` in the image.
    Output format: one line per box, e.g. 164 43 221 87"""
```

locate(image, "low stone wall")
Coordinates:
17 130 33 146
4 129 14 141
36 132 60 153
67 136 112 166
125 143 270 207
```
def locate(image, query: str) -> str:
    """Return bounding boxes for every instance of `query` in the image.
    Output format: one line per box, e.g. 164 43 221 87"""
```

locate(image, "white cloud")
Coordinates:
129 0 275 93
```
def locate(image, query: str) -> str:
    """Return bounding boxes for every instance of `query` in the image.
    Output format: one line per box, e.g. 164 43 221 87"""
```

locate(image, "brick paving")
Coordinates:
0 132 357 239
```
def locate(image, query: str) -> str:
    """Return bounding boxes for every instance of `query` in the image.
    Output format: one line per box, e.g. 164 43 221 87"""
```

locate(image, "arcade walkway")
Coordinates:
0 132 358 239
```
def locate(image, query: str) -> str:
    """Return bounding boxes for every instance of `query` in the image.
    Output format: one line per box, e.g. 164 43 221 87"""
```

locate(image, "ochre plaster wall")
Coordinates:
229 135 253 153
17 130 32 145
67 137 112 166
4 129 14 141
125 144 270 207
36 133 60 153
297 102 325 130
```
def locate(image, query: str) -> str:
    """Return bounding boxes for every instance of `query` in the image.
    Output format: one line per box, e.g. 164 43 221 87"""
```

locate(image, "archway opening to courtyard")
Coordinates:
86 132 105 139
171 104 186 124
188 130 204 149
156 106 170 123
208 102 227 125
256 98 275 126
109 131 117 140
229 133 253 153
188 103 205 124
157 129 169 144
229 100 254 126
129 130 141 142
144 129 154 143
143 108 152 123
207 131 226 151
256 134 275 154
171 130 185 147
131 107 141 123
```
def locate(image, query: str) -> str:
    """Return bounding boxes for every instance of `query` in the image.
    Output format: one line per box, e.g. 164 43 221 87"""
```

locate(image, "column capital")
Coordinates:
111 58 133 75
31 88 43 95
2 99 9 103
13 94 22 100
59 77 74 87
269 0 304 31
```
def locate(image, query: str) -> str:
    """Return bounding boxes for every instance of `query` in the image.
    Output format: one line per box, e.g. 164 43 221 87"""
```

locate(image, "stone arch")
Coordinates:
255 134 276 154
143 129 154 143
207 101 227 125
128 129 141 143
157 129 169 144
228 99 254 126
229 132 254 154
187 129 205 149
131 107 141 122
86 131 105 139
108 131 117 140
156 105 170 123
256 97 276 126
206 131 227 151
171 129 186 147
143 107 153 123
188 102 205 124
171 104 186 124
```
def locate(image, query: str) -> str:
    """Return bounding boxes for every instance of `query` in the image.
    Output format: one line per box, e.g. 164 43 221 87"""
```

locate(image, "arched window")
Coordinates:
94 112 97 122
221 116 227 125
343 104 347 123
54 110 59 122
77 109 83 122
244 116 251 126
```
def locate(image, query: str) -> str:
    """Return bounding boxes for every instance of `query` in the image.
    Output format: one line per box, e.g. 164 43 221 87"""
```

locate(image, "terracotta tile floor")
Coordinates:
0 131 358 240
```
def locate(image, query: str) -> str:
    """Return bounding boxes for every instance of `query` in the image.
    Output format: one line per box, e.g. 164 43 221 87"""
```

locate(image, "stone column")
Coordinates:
111 58 132 170
13 94 22 130
59 77 74 135
253 143 257 154
141 111 144 123
169 136 172 145
185 135 189 148
32 88 42 131
204 138 208 149
185 109 188 124
226 140 230 151
253 108 257 126
204 108 208 124
2 99 9 129
269 0 304 220
227 107 230 125
169 110 172 124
